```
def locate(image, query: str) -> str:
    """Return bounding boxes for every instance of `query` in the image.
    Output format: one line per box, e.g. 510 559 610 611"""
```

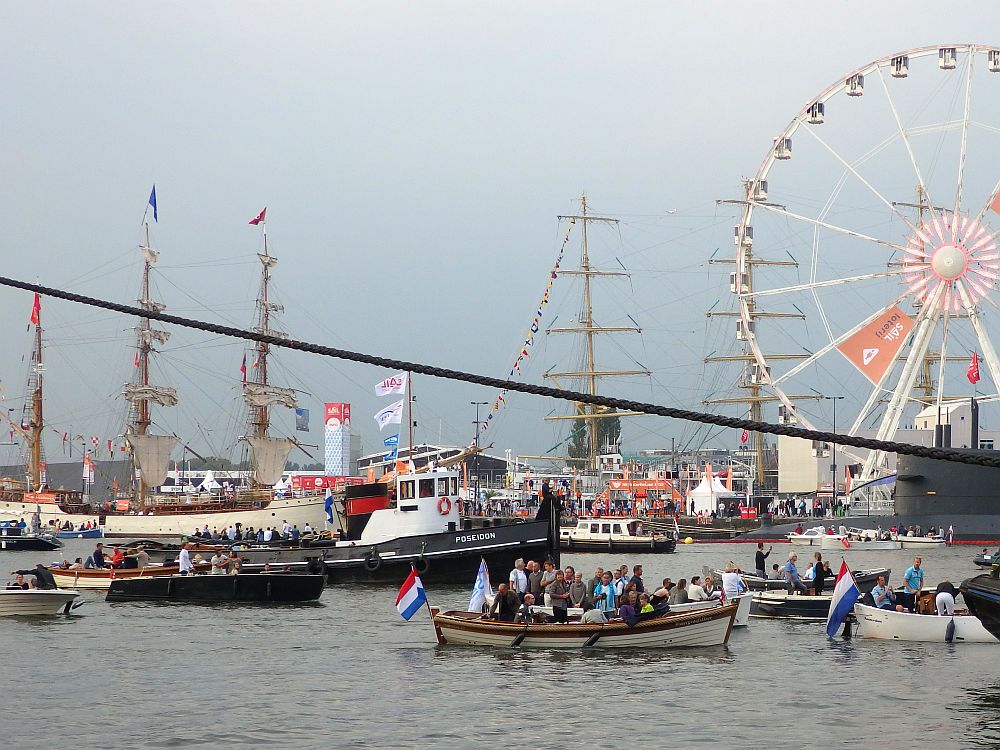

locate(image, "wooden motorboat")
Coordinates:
559 517 676 553
853 603 997 643
893 534 946 549
960 574 1000 641
500 593 751 628
49 562 212 590
749 591 834 620
431 602 738 648
0 588 80 616
105 572 325 603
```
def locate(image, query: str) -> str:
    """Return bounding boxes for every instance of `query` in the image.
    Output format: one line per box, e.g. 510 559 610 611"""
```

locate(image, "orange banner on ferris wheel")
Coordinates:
836 305 914 384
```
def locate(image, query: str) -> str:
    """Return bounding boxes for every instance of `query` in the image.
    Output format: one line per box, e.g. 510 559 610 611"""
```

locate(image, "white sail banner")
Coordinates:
138 328 171 346
127 433 177 488
246 436 293 485
374 398 405 430
124 384 178 407
374 372 408 397
243 383 297 409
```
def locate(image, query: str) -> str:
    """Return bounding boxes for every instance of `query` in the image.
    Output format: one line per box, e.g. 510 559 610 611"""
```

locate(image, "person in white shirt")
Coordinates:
303 523 313 534
687 575 708 601
281 520 291 537
226 525 236 541
509 558 528 601
210 552 229 575
263 527 273 542
720 563 745 599
178 543 194 575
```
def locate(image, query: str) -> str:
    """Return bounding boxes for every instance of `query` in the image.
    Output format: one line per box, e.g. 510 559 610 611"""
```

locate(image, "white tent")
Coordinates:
687 472 741 515
199 470 222 492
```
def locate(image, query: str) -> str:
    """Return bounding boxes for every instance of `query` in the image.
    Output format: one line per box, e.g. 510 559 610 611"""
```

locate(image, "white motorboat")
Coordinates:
786 526 827 546
821 535 900 551
0 588 79 616
893 535 946 550
559 517 676 553
854 603 998 643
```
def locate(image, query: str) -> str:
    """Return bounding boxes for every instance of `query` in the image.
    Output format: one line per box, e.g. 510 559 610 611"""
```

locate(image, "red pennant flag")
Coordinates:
249 208 267 226
968 351 981 384
134 351 140 368
240 352 247 384
29 293 40 326
840 536 852 549
740 429 749 444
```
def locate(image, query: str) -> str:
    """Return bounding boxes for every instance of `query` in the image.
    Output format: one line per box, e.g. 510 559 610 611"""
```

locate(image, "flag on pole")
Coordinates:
395 566 428 621
148 185 158 222
295 407 310 432
374 399 405 430
468 558 494 613
826 560 861 637
324 488 334 525
374 372 408 397
968 351 981 384
249 207 267 226
740 429 749 444
840 536 851 549
29 293 41 326
240 353 247 384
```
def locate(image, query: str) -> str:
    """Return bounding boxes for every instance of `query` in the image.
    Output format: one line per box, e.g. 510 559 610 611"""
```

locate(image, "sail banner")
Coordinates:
374 399 404 430
374 372 408 397
246 436 293 486
127 433 177 488
835 305 914 385
295 407 310 431
243 383 297 409
124 384 178 407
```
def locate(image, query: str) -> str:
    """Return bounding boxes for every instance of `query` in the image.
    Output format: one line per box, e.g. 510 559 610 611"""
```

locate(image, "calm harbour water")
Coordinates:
2 539 999 749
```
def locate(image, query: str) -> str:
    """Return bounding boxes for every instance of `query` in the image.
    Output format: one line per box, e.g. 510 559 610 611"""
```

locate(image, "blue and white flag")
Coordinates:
384 434 400 447
374 399 404 431
148 184 158 222
826 560 861 637
468 557 494 612
295 407 310 432
324 488 334 524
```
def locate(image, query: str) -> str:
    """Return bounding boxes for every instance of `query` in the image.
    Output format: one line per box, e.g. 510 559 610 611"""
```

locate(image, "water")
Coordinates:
2 539 999 749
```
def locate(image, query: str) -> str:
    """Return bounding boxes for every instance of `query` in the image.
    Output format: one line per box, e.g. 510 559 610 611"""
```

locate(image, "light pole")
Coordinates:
471 402 488 504
812 392 845 512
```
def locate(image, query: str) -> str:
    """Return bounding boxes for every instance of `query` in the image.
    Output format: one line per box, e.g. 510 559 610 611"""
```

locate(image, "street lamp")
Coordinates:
812 392 845 509
471 402 488 504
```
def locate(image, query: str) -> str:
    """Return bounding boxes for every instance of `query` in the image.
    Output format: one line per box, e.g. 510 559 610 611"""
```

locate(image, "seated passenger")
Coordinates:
638 593 654 614
668 579 690 605
6 574 29 590
579 602 608 624
514 593 544 624
687 576 708 601
871 575 903 612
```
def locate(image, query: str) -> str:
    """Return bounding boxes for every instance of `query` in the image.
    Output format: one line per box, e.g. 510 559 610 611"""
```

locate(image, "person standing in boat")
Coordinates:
811 552 829 595
178 543 194 576
901 557 924 612
508 558 528 603
783 552 809 595
755 543 772 579
547 570 570 623
593 571 616 614
210 550 229 575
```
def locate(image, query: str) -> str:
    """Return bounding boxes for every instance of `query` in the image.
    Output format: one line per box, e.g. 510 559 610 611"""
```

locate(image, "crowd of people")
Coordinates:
190 520 315 543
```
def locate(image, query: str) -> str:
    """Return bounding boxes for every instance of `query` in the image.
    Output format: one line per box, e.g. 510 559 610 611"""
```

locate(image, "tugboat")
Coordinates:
960 573 1000 641
560 517 676 553
237 467 559 583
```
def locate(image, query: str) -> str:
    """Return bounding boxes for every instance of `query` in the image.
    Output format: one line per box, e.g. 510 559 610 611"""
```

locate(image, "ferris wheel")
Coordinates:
733 44 1000 481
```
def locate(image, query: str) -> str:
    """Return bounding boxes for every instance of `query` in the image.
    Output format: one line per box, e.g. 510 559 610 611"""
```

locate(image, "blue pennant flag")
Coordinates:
295 407 310 432
148 185 158 222
383 434 399 447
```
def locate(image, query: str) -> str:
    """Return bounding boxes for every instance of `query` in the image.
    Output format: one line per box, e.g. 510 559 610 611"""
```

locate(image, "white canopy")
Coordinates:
199 470 222 491
687 473 741 515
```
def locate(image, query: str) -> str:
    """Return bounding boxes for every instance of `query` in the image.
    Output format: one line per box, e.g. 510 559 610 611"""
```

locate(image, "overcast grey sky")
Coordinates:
1 4 998 468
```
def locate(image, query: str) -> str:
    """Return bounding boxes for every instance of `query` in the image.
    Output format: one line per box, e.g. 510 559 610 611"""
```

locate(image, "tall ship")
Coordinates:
0 213 328 537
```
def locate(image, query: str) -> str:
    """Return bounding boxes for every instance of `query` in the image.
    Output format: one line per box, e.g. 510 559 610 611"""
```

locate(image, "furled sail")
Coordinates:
124 384 178 407
243 383 297 409
127 433 177 488
137 328 171 346
246 436 293 485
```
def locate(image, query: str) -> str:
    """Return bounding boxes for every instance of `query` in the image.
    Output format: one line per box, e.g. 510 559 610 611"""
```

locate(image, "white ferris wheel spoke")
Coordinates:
956 279 1000 391
752 202 909 254
743 268 910 299
954 50 976 226
875 65 933 207
860 283 945 480
770 290 913 387
934 291 952 415
800 124 919 235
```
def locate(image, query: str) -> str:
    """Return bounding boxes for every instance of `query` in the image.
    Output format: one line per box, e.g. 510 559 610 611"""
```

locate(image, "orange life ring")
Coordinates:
438 496 452 515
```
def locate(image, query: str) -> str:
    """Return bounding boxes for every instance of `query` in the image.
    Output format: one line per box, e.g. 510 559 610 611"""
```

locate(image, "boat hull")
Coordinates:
750 591 834 620
715 568 889 595
49 563 212 590
55 528 103 540
897 537 946 549
854 603 997 643
0 589 79 616
961 574 1000 641
238 519 554 584
106 573 325 603
433 603 738 649
821 537 900 551
560 537 676 554
0 535 62 551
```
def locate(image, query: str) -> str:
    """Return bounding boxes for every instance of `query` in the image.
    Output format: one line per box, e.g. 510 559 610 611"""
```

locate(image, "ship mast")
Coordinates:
250 232 276 441
546 194 650 472
26 296 44 491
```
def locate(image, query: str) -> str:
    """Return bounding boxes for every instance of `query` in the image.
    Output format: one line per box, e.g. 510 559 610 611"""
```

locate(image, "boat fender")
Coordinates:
583 630 602 648
363 550 382 572
509 627 529 648
945 616 956 643
437 497 452 515
414 556 430 575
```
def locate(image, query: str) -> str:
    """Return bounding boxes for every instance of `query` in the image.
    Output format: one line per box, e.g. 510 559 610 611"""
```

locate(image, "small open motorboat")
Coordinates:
559 517 676 553
821 533 900 551
974 554 997 568
49 562 212 590
892 534 946 550
55 527 103 540
960 574 1000 642
713 567 889 595
0 522 62 551
105 572 325 603
431 602 739 648
0 588 80 616
749 590 834 620
786 526 827 546
853 603 997 643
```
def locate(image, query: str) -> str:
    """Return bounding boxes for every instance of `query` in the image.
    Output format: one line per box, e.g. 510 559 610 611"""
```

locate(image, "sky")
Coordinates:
1 3 999 471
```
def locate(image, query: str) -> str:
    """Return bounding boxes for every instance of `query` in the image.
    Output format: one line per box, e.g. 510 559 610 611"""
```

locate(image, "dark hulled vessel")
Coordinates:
105 573 325 603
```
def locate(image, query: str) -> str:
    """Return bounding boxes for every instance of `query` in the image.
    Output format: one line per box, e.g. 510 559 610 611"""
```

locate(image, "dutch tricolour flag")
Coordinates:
825 559 861 637
396 567 428 621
